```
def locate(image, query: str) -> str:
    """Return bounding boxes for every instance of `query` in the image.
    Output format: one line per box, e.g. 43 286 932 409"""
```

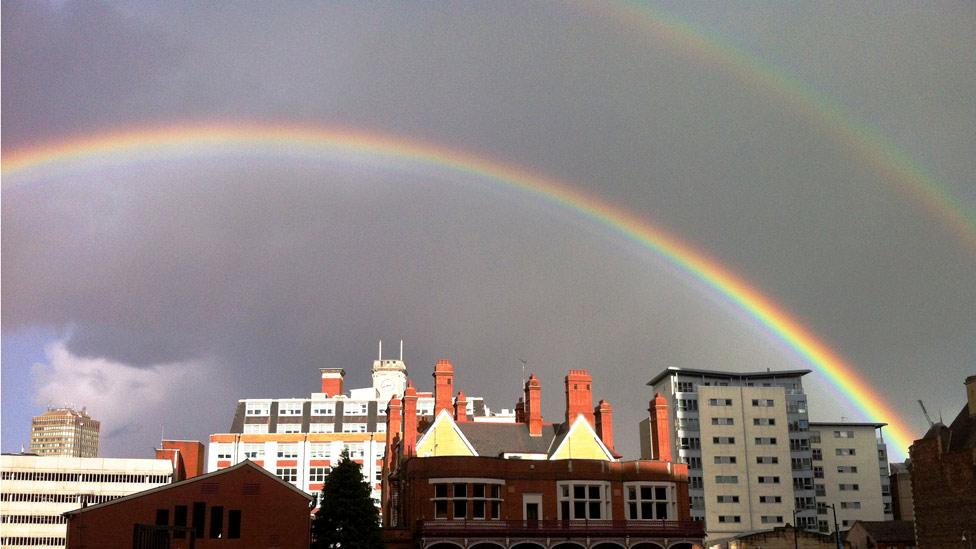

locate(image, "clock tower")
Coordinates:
372 340 407 402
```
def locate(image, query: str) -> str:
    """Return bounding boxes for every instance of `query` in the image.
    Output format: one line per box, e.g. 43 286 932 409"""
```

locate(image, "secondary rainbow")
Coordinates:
1 122 917 458
583 0 976 254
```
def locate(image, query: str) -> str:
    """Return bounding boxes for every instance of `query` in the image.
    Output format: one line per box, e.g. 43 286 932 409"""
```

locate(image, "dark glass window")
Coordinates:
155 509 169 526
209 506 224 539
174 505 187 539
228 510 241 539
192 502 206 539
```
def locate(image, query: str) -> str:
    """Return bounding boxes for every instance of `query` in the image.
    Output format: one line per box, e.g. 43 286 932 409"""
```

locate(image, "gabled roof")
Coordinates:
547 414 615 461
946 404 976 451
415 409 478 457
454 422 560 457
63 460 311 516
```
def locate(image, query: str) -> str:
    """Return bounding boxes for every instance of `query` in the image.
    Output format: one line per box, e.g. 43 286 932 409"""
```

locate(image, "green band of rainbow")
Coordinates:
1 122 916 459
582 0 976 254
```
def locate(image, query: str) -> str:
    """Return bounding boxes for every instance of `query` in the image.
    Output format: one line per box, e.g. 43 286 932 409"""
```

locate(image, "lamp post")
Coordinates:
825 503 842 549
792 509 800 549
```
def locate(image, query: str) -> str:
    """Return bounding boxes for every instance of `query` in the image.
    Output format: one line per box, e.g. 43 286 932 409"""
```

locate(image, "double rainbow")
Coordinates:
2 122 917 459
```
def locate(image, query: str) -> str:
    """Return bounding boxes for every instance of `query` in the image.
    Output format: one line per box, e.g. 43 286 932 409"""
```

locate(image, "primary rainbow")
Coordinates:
585 0 976 254
1 122 916 458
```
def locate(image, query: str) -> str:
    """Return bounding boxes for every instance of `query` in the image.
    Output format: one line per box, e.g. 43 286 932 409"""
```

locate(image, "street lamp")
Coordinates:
791 509 800 549
824 503 842 549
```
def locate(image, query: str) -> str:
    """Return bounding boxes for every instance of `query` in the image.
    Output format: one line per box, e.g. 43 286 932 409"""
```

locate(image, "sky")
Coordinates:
2 1 974 461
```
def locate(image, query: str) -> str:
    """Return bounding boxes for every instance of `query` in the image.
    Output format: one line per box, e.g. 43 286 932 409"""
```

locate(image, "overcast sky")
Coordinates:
2 1 974 460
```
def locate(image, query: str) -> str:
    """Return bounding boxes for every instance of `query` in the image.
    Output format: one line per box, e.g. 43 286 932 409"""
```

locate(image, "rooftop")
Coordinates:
646 366 812 387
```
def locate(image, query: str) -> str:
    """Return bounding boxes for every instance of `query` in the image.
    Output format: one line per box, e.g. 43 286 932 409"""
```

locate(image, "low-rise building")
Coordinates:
383 364 704 549
887 462 913 521
844 520 915 549
909 375 976 548
808 422 893 532
709 525 840 549
64 460 311 549
0 454 175 549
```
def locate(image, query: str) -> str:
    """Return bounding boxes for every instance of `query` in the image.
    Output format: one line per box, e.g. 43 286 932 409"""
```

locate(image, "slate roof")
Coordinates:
455 422 567 456
851 520 915 543
946 404 976 452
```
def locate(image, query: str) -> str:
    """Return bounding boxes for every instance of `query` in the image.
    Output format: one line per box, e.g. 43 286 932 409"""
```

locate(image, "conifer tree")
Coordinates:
311 449 382 549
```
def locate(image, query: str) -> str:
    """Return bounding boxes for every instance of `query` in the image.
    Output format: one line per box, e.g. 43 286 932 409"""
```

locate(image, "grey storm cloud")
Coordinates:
2 1 974 457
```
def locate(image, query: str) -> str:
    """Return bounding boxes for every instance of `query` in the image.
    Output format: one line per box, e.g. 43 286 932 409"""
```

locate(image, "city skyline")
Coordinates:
3 2 974 460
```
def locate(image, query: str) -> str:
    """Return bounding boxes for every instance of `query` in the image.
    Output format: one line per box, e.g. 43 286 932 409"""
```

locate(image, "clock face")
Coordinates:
381 380 394 392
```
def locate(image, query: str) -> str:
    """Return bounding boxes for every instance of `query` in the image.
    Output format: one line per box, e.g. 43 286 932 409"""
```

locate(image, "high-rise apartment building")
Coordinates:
29 408 100 458
641 367 818 539
809 422 893 532
208 346 513 504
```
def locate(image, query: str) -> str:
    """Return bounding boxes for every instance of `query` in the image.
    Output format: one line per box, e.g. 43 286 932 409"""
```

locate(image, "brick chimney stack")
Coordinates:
524 374 543 436
319 368 345 397
385 394 402 459
966 375 976 417
648 393 672 462
594 399 614 451
433 359 454 417
565 369 595 427
515 397 525 423
402 381 418 456
454 391 468 423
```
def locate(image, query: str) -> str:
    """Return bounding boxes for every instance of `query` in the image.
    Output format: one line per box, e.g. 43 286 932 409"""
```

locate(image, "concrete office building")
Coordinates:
0 454 174 549
642 368 818 538
29 408 100 458
809 422 893 532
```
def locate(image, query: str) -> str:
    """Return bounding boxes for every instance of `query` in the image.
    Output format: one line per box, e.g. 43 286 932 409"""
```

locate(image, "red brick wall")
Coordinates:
66 465 310 549
910 437 976 548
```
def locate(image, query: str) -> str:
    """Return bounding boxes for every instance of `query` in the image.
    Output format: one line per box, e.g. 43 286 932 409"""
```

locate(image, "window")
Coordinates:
309 467 331 483
761 516 784 524
215 446 233 460
793 477 814 490
155 509 169 526
278 403 302 416
839 483 860 491
837 465 859 473
712 417 734 425
752 399 774 407
841 501 861 509
715 475 738 484
714 456 737 464
756 456 779 464
192 502 206 539
686 457 702 469
689 476 703 489
679 437 701 450
833 430 855 438
432 482 502 520
344 443 365 458
790 438 810 451
243 423 268 434
716 495 739 503
209 506 224 538
708 398 733 406
245 403 270 416
376 423 387 432
342 423 367 433
309 444 330 458
277 444 299 459
174 506 188 539
792 457 812 470
759 495 782 503
836 448 856 456
677 381 694 392
242 444 264 459
279 424 301 434
558 482 609 520
718 515 741 523
228 510 241 539
677 417 699 430
677 399 698 411
796 497 814 510
312 404 335 415
276 468 298 483
755 437 777 445
712 436 735 444
691 496 705 510
812 448 823 461
758 476 780 484
309 423 334 433
344 402 368 416
753 418 776 426
815 484 826 497
809 432 822 444
625 483 671 520
814 466 824 478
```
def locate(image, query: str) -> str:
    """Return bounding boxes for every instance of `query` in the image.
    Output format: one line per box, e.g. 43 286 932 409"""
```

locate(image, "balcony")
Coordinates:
416 519 705 539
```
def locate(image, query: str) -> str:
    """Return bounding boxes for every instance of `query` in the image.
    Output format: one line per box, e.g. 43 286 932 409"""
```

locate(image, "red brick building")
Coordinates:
845 520 915 549
908 375 976 548
382 363 704 549
155 439 206 480
64 460 312 549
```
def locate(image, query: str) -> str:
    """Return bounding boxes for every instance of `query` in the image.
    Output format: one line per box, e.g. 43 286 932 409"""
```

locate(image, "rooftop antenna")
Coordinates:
917 400 935 427
519 359 527 390
378 340 382 361
400 340 404 361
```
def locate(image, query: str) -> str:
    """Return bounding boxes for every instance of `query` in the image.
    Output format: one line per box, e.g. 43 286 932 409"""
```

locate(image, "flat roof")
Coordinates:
809 421 887 429
647 366 812 387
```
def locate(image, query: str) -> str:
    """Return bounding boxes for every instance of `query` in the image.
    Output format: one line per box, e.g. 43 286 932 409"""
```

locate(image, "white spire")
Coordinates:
378 340 382 360
400 339 404 361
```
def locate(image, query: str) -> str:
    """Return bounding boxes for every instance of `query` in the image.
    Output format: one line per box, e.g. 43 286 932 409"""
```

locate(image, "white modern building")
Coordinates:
642 367 818 539
809 421 894 532
207 345 514 505
0 454 174 548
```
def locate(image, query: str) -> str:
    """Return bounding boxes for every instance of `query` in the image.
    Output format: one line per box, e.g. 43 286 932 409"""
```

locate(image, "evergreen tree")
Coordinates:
311 449 382 549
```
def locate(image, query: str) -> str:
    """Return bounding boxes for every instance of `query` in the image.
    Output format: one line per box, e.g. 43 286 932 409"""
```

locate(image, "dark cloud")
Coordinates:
2 1 974 457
